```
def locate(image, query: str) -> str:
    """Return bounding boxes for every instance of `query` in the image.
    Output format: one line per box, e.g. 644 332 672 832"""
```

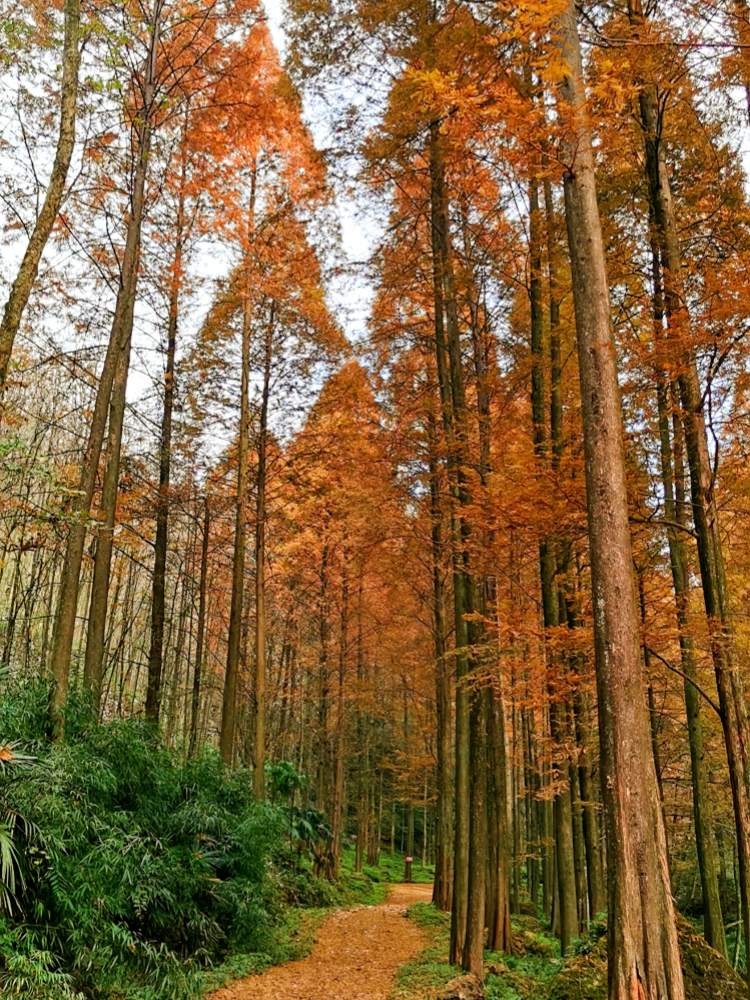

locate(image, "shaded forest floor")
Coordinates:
393 906 747 1000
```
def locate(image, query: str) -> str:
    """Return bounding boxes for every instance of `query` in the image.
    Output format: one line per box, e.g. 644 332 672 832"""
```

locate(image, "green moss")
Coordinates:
548 919 747 1000
484 919 561 1000
391 903 457 998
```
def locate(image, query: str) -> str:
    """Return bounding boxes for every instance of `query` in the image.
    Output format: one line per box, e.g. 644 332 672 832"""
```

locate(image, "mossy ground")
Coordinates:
392 906 561 999
549 920 746 1000
394 905 746 1000
391 903 455 997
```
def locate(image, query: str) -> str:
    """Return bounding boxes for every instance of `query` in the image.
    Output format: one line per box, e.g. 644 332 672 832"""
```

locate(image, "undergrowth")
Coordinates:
394 905 562 1000
0 676 373 999
392 902 455 998
357 847 435 886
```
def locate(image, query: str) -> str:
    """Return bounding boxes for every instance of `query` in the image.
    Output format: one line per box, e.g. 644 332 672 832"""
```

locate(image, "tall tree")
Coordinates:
554 0 685 994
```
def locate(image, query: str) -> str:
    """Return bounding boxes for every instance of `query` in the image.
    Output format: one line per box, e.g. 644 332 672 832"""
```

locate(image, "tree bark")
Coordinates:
0 0 81 393
220 176 256 765
145 112 189 724
427 407 453 912
629 2 743 962
530 172 579 953
253 304 274 798
555 3 685 996
428 121 470 966
219 291 250 764
189 493 210 758
49 5 160 735
82 296 135 714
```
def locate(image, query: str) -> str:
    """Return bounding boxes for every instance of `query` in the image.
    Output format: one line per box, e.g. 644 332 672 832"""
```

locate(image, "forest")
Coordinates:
0 0 749 998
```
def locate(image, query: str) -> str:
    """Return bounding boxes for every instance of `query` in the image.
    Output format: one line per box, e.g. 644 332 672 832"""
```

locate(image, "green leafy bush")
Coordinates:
0 678 285 999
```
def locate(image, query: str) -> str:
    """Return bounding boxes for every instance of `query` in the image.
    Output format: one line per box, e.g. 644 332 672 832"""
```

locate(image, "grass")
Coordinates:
391 903 562 1000
198 907 329 993
485 914 561 999
391 902 456 998
199 846 394 995
342 845 436 886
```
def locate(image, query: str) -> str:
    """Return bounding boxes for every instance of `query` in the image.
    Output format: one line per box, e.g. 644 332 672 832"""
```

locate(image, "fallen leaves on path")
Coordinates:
208 882 433 1000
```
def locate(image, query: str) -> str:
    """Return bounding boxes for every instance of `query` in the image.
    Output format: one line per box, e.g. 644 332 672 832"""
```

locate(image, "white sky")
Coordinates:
262 0 379 346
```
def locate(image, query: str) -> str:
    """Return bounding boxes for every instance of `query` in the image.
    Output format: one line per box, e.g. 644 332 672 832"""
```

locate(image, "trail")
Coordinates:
208 882 433 1000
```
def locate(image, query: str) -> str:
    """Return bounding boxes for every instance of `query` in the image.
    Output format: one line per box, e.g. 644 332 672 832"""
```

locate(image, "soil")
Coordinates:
207 882 433 1000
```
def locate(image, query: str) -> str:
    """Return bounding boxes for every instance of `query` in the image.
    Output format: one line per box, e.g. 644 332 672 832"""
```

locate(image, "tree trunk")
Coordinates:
145 113 189 724
49 7 160 735
189 494 210 758
0 0 81 392
428 121 472 967
253 304 274 798
630 1 742 961
82 296 134 715
220 180 255 765
330 557 349 879
427 408 453 912
530 172 579 953
555 3 685 996
574 690 606 919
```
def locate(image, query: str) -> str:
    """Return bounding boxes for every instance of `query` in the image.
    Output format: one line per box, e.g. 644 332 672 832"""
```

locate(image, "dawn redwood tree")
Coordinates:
553 1 685 995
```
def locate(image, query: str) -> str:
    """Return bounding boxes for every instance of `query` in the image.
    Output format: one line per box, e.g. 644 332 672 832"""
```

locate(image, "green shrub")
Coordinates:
0 678 286 998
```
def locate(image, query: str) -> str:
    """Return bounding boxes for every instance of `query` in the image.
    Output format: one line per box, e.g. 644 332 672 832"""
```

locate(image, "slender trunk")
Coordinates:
574 690 606 918
49 6 161 735
189 495 210 757
429 121 472 966
253 305 273 798
82 296 135 714
0 0 81 392
330 558 349 878
146 115 189 723
427 408 453 911
220 180 256 764
464 225 510 953
631 2 741 961
556 3 684 995
530 173 578 953
317 545 331 812
652 306 726 952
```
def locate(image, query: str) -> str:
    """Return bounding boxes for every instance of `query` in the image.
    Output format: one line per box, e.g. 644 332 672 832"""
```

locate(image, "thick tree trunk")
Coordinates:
0 0 81 392
555 3 685 996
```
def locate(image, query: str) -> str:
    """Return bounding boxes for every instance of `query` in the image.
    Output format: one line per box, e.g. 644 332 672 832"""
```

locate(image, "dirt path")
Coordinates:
208 882 433 1000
